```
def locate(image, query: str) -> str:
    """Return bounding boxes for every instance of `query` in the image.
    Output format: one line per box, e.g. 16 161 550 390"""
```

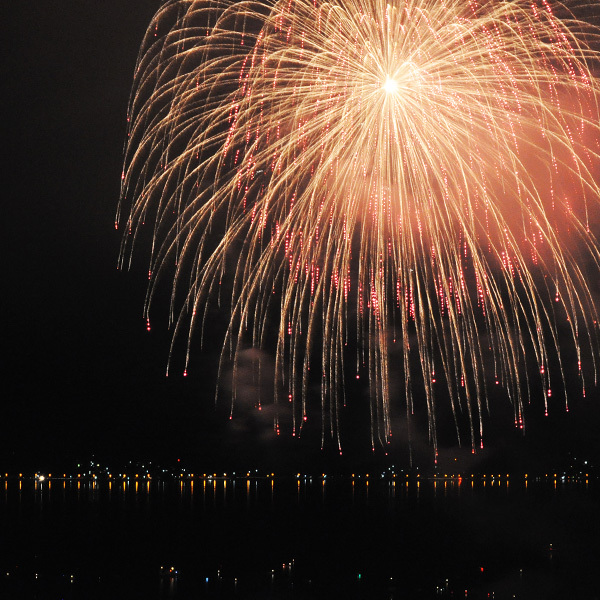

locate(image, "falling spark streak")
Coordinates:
118 0 600 454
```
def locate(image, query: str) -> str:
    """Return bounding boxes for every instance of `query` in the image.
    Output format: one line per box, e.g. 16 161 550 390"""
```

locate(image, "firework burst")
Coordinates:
118 0 600 454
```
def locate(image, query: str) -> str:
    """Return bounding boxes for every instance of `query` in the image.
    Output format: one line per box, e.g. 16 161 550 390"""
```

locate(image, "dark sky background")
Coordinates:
3 1 600 475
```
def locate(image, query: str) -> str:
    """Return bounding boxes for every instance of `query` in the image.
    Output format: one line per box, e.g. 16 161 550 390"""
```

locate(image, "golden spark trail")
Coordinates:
118 0 600 455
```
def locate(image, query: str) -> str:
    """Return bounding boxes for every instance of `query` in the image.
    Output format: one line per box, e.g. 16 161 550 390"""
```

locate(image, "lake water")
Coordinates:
1 475 598 599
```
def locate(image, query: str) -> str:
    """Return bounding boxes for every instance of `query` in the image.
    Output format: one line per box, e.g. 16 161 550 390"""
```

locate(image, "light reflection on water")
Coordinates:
0 476 598 599
13 472 595 509
16 473 593 507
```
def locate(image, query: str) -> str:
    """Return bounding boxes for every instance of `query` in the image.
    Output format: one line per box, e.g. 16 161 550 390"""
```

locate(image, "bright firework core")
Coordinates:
382 76 399 94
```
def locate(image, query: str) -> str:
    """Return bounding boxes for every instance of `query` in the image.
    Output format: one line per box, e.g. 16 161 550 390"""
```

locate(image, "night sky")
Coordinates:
3 1 600 475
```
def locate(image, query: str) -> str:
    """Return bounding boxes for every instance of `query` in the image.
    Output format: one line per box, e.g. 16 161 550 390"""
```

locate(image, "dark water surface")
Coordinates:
1 476 598 599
